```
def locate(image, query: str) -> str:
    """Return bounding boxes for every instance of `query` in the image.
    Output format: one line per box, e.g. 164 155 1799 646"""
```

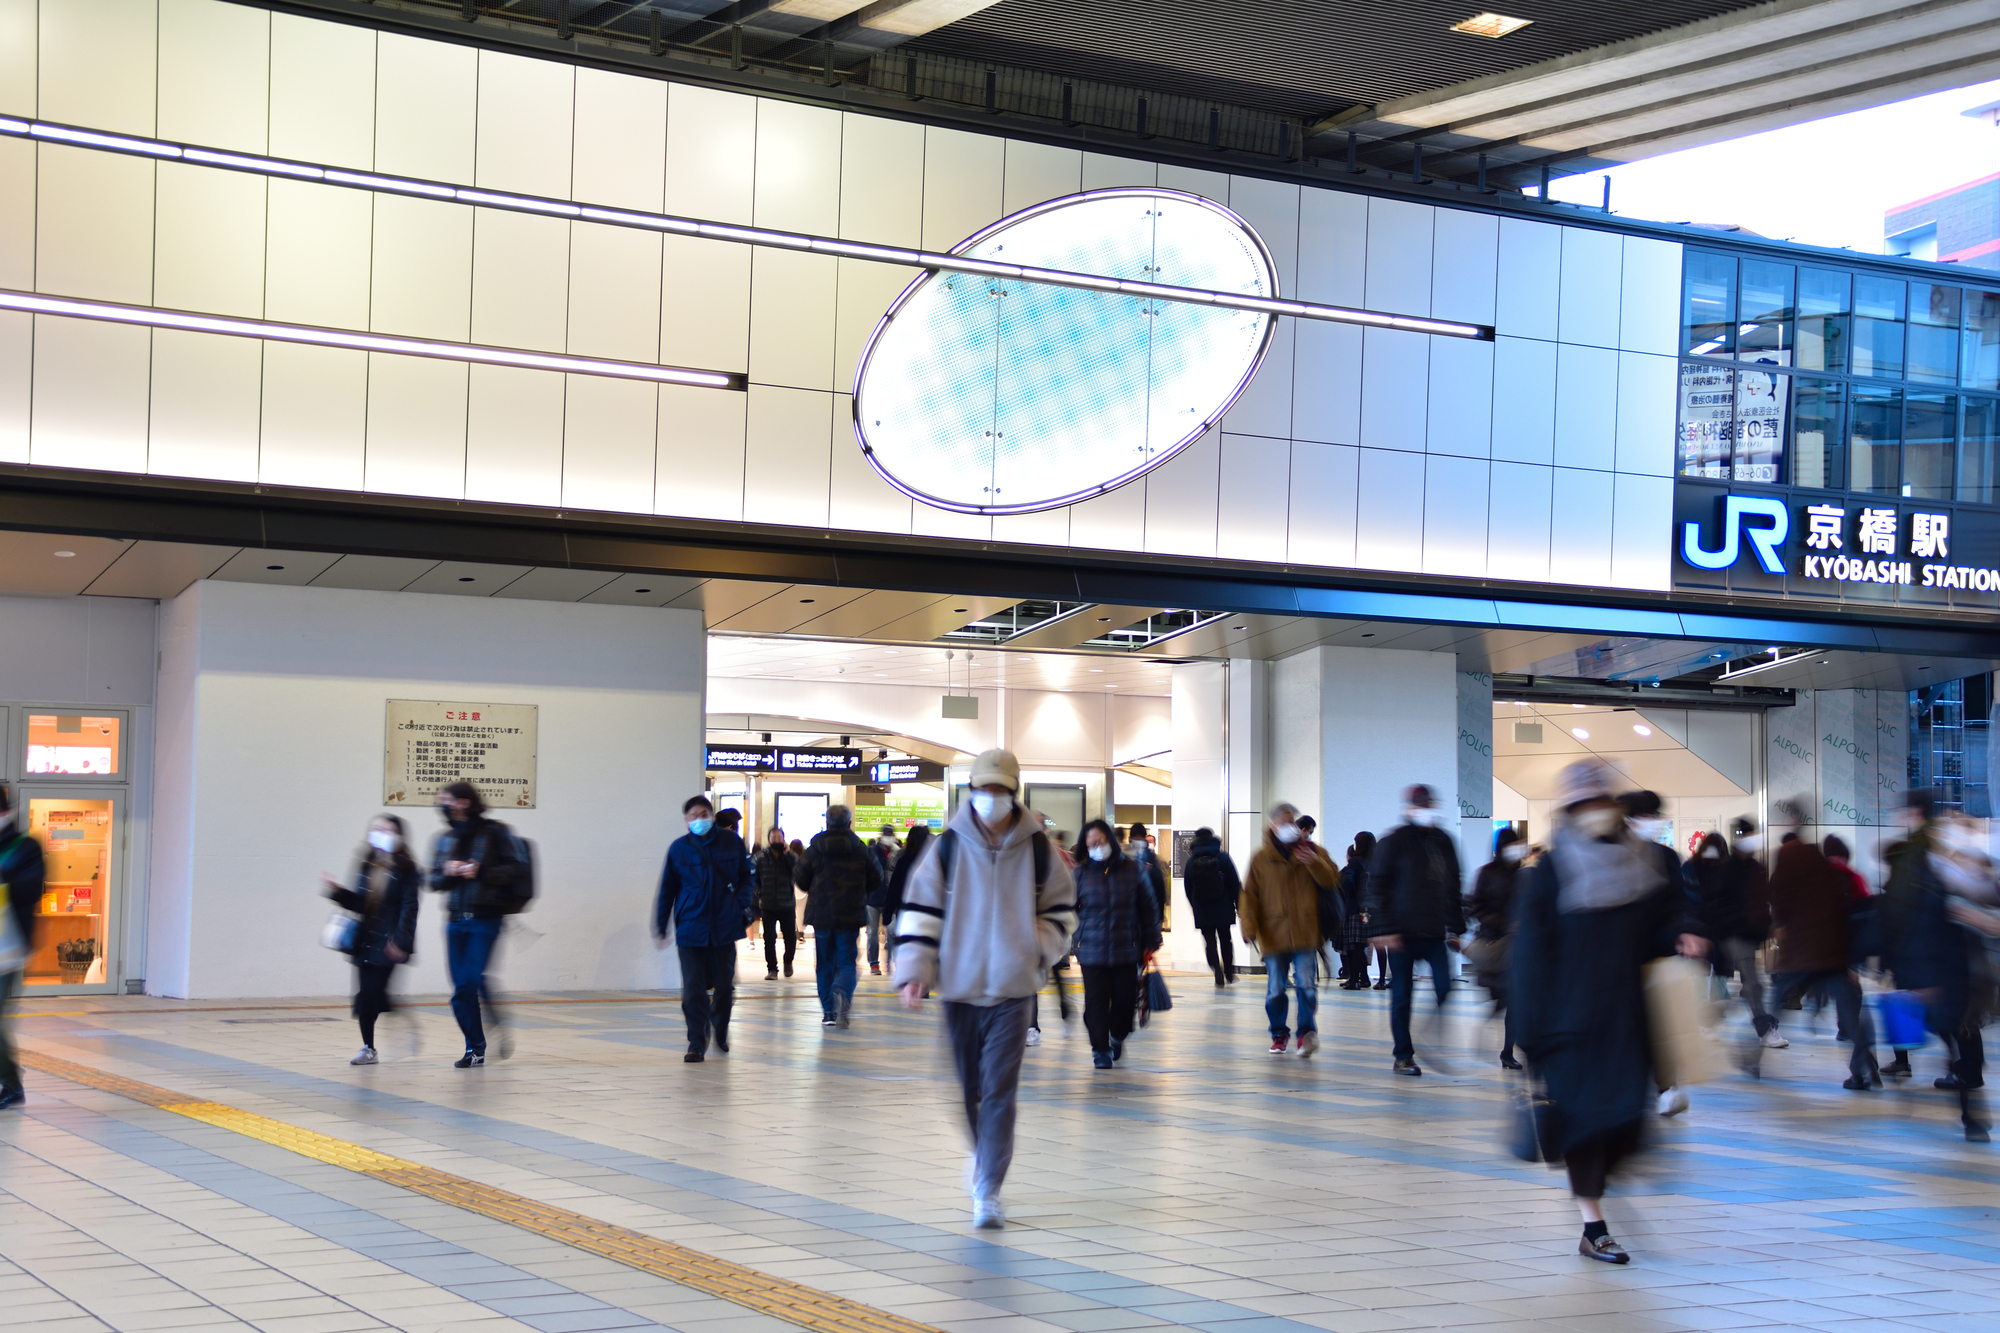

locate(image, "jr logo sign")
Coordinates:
1682 496 1789 574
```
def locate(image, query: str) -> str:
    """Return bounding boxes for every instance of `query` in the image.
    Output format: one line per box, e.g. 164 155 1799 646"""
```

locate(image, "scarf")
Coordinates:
1552 825 1663 914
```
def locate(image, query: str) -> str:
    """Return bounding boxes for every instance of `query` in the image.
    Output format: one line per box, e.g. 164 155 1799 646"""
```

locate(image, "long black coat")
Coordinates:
1511 853 1685 1156
1181 837 1239 930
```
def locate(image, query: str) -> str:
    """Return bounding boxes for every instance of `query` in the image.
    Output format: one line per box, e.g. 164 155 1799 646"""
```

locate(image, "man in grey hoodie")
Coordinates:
895 748 1077 1230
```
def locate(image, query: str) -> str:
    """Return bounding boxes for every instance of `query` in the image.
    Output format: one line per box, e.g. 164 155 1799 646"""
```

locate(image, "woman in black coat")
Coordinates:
1512 761 1704 1265
752 828 800 978
1468 827 1527 1067
1072 820 1161 1068
321 814 421 1066
1338 832 1376 987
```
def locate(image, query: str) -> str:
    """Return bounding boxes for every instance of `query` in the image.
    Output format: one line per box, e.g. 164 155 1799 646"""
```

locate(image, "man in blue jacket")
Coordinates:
655 795 754 1063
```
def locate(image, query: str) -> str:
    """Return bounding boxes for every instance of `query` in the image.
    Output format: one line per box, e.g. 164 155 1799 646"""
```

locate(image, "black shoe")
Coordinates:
822 1015 837 1026
715 1031 729 1053
835 995 850 1029
1884 1055 1911 1078
453 1051 485 1069
1579 1234 1629 1264
1110 1038 1124 1062
0 1087 23 1110
1500 1054 1523 1071
1372 978 1390 990
1937 1074 1965 1091
684 1051 705 1063
1842 1075 1874 1091
783 962 793 977
1968 1122 1991 1143
1394 1059 1421 1076
1092 1051 1113 1069
767 969 779 980
1214 974 1226 988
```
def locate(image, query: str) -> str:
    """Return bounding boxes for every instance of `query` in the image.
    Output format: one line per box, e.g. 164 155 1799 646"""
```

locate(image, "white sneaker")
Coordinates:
1761 1029 1790 1049
973 1195 1005 1229
1658 1087 1689 1117
349 1047 378 1066
1024 1028 1041 1047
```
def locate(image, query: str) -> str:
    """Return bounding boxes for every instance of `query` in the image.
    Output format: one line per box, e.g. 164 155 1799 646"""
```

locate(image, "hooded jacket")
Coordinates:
1180 835 1241 930
797 826 882 930
891 798 1077 1005
1240 832 1335 956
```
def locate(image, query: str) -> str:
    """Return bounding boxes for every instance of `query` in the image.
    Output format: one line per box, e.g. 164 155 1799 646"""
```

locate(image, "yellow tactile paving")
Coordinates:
20 1048 945 1333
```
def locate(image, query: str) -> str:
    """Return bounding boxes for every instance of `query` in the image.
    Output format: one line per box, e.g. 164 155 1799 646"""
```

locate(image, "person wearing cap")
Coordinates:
1366 783 1466 1076
1240 803 1336 1057
1512 759 1707 1264
893 749 1077 1229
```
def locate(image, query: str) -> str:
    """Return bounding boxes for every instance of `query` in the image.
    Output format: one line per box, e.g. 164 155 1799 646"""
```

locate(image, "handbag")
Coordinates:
1506 1075 1565 1163
1876 990 1929 1050
1644 955 1725 1087
1464 934 1509 975
1136 958 1172 1026
319 909 358 953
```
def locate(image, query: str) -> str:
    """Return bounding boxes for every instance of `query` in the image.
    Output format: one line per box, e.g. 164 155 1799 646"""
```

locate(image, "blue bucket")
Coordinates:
1876 990 1929 1050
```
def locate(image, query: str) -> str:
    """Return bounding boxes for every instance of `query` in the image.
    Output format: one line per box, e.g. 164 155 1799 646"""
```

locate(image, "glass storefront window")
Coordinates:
25 714 121 776
1679 362 1733 477
1738 261 1793 365
1734 368 1787 482
1904 391 1956 499
1909 284 1961 385
1793 379 1845 490
1850 384 1903 493
1797 267 1849 372
24 796 115 987
1965 397 2000 505
1852 276 1906 379
1968 291 2000 391
1683 251 1736 356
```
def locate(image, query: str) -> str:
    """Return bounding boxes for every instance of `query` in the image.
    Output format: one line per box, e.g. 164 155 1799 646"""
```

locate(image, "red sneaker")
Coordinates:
1268 1036 1289 1055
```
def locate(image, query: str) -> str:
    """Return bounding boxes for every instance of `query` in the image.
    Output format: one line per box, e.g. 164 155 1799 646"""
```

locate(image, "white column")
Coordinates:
1168 661 1226 971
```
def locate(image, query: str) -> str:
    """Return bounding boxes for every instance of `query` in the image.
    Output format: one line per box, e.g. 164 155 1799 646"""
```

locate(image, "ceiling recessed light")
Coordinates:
885 649 900 655
634 587 651 593
799 598 815 604
1451 11 1533 38
953 607 968 613
266 564 285 571
1361 632 1375 638
1571 727 1590 740
1090 669 1104 673
1633 724 1652 737
458 577 475 582
1097 617 1111 622
1232 625 1246 630
52 550 75 558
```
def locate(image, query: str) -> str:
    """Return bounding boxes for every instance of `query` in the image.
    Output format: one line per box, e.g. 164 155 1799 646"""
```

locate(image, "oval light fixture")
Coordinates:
1633 724 1653 737
852 188 1277 515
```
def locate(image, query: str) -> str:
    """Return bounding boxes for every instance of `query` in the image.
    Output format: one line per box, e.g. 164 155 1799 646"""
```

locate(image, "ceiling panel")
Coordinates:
791 589 955 639
82 541 237 599
867 594 1021 643
0 533 132 596
667 579 792 622
492 568 624 601
713 584 875 634
202 548 344 586
581 573 711 607
308 555 439 591
402 561 534 597
1004 605 1158 650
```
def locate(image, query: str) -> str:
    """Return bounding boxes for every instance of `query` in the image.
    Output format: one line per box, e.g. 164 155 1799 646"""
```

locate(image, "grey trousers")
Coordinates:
1716 936 1775 1035
944 996 1033 1202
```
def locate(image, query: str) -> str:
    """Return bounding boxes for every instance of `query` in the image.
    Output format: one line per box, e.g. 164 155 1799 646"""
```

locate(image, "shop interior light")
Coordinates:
1451 12 1534 38
0 115 1492 343
1633 724 1653 736
1571 727 1590 739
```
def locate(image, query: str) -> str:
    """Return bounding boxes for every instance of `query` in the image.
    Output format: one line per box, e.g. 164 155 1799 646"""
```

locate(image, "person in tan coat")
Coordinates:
1240 802 1338 1057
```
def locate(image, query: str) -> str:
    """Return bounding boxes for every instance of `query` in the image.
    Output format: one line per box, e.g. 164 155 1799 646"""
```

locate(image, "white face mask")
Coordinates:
1088 844 1112 862
1501 842 1527 864
1572 807 1624 840
1700 846 1721 860
368 830 399 853
1406 807 1439 827
1273 823 1301 844
1629 817 1666 842
970 791 1010 823
1735 833 1762 855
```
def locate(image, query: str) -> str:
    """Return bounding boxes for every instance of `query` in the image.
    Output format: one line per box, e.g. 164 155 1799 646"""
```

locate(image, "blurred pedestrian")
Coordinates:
0 783 46 1110
1181 827 1241 986
1127 823 1169 927
868 824 901 975
1367 784 1466 1076
1467 826 1526 1069
753 827 799 979
1685 819 1782 1052
1072 820 1160 1068
1764 819 1878 1089
429 782 531 1069
654 795 754 1063
1338 833 1377 988
1887 801 1994 1140
1622 792 1689 1115
797 805 882 1030
321 814 421 1066
1513 760 1707 1264
1241 803 1334 1057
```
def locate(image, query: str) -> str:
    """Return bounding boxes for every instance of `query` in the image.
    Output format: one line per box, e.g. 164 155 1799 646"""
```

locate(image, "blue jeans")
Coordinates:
1389 936 1453 1061
817 927 859 1019
1263 950 1318 1039
446 916 503 1055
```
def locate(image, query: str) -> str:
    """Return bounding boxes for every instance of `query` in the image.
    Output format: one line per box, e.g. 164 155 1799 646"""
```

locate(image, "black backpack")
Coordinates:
473 822 537 915
1184 850 1224 900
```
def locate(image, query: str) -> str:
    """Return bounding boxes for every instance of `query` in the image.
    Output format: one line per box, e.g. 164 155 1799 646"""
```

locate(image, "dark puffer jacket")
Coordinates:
1365 822 1466 940
797 828 882 930
1072 851 1161 967
752 844 798 914
1181 835 1240 930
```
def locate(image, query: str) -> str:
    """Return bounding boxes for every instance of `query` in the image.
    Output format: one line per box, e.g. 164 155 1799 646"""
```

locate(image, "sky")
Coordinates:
1543 77 2000 255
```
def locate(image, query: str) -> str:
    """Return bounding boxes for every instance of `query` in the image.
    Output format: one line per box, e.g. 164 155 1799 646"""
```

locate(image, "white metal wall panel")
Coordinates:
744 386 832 528
990 503 1071 547
1620 236 1684 357
665 85 756 224
0 0 35 115
0 311 27 463
1144 428 1221 558
1553 343 1619 470
37 147 154 304
569 224 662 362
838 113 923 246
1489 336 1556 465
148 330 260 483
0 139 29 290
1548 466 1614 586
829 395 913 534
268 12 374 169
373 33 476 181
834 258 913 395
371 197 473 340
573 68 666 210
1082 152 1155 190
474 51 574 198
157 0 268 152
1612 472 1674 590
1297 188 1366 306
561 375 657 514
1359 327 1428 453
1425 336 1493 458
1291 322 1361 446
1431 208 1498 327
1495 218 1560 341
31 317 151 473
1557 226 1623 349
1353 446 1424 572
1287 441 1359 569
1422 454 1490 577
1157 163 1227 203
1615 351 1678 476
660 236 751 374
921 127 1004 251
464 364 563 506
364 356 468 498
264 180 371 328
655 382 747 520
1223 320 1294 439
154 164 265 317
754 100 842 235
468 210 568 353
1486 461 1552 583
1062 479 1140 551
1365 198 1434 317
1002 140 1082 216
912 498 993 542
38 0 155 133
1229 177 1300 293
1216 433 1290 564
259 343 367 490
748 249 838 391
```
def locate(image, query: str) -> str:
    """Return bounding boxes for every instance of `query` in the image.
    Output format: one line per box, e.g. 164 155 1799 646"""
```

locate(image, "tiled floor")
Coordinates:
4 968 1999 1333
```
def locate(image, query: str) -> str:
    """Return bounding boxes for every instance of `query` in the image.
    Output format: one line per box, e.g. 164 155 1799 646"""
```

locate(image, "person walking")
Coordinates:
1367 784 1466 1076
1886 801 1993 1139
1622 792 1690 1115
753 827 799 979
321 814 421 1066
1685 819 1783 1055
893 750 1076 1229
1338 833 1377 988
0 783 46 1111
868 825 901 976
429 782 530 1069
1467 826 1526 1069
797 805 882 1029
1512 760 1708 1264
1181 827 1240 987
879 826 931 953
1240 803 1335 1057
1071 820 1160 1068
654 795 755 1063
1762 822 1879 1089
1127 823 1169 927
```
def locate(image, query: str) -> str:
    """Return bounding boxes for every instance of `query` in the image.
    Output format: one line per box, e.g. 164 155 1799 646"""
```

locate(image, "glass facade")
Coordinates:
1679 250 2000 504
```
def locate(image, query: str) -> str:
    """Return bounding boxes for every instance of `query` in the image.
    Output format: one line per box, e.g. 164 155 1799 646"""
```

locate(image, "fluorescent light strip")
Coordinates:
1 115 1493 342
0 288 742 390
